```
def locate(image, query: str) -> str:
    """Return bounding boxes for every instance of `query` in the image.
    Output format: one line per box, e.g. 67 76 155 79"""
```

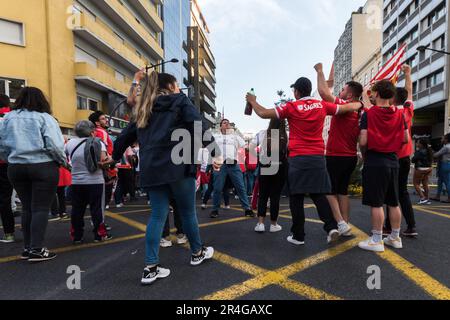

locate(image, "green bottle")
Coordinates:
245 88 255 116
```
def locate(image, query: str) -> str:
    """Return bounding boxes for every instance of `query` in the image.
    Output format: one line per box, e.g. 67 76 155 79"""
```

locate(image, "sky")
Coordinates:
197 0 367 134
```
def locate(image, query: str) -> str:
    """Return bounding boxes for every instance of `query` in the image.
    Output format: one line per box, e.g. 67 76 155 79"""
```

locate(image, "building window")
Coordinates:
77 95 99 111
431 70 444 86
0 19 25 46
0 77 26 101
115 70 125 82
433 36 445 50
75 46 97 67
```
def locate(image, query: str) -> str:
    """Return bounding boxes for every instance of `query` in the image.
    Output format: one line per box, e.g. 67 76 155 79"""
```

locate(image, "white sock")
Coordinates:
371 230 383 243
390 229 400 239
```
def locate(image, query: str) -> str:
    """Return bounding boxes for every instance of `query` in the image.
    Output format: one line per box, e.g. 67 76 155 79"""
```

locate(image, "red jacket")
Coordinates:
58 167 72 187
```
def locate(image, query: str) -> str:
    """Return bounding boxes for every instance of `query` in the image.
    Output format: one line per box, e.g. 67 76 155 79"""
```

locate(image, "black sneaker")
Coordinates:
141 265 171 285
191 247 214 266
105 224 112 232
94 234 113 243
21 249 31 260
402 228 419 237
210 210 219 219
28 248 57 262
245 210 255 218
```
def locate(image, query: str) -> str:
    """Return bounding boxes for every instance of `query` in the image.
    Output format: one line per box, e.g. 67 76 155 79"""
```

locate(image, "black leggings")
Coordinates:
51 186 68 216
162 199 184 238
8 162 59 249
289 194 338 241
258 165 287 221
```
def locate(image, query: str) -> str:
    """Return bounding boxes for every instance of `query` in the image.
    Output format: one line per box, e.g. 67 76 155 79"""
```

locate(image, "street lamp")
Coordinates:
417 45 450 55
417 44 450 134
110 58 180 118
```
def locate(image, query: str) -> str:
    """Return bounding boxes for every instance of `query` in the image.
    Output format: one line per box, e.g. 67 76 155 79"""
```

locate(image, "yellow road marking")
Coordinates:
106 208 341 300
105 212 147 232
0 234 145 264
413 206 450 219
198 217 252 228
376 249 450 300
349 225 450 300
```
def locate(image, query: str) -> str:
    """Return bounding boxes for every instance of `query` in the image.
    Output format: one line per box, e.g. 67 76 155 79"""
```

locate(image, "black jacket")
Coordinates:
412 149 432 169
113 93 219 188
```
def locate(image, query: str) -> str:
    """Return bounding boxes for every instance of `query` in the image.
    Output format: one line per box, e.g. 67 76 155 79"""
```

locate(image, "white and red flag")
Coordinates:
370 43 407 86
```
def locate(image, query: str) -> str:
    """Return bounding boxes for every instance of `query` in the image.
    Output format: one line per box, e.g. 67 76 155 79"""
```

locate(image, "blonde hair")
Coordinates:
134 71 159 129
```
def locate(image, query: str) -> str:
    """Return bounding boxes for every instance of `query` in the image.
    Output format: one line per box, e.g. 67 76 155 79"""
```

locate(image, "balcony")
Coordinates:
73 13 148 71
201 59 216 83
203 112 216 127
200 42 216 68
128 0 163 33
74 62 132 97
200 77 216 98
96 0 164 60
201 94 217 115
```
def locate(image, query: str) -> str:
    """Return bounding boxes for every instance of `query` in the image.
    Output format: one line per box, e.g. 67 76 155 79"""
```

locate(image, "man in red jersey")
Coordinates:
358 80 409 253
315 63 364 238
384 65 417 237
246 77 363 245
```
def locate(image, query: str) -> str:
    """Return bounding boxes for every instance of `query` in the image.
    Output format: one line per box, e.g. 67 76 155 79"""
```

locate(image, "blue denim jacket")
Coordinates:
0 109 66 165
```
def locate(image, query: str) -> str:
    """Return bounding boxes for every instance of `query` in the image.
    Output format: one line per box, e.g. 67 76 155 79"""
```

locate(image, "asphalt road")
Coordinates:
0 190 449 300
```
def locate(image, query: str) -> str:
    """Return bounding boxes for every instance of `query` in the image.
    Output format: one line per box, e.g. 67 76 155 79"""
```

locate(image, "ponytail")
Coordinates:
134 71 159 129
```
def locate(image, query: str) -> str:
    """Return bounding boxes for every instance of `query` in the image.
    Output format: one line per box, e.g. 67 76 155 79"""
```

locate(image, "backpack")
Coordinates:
70 137 103 173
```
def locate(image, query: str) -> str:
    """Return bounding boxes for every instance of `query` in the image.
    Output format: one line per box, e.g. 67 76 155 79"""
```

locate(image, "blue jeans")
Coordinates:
440 162 450 197
245 171 256 195
213 164 250 211
145 178 203 265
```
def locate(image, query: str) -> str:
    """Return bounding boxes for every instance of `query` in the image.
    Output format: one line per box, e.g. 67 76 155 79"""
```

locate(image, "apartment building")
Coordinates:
382 0 449 139
0 0 164 134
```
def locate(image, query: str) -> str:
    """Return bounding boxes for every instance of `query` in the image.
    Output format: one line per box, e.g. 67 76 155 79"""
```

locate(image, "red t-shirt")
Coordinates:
365 106 405 154
95 127 113 156
326 98 360 157
275 97 339 157
397 100 414 159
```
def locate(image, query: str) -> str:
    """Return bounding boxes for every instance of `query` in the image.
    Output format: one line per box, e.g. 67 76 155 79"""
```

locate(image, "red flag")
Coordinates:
370 43 407 86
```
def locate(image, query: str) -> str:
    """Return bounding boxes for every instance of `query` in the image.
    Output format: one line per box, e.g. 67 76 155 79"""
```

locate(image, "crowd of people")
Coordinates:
0 62 450 285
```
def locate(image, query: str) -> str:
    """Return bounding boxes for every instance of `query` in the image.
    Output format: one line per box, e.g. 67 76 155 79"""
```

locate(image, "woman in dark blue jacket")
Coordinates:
114 71 219 285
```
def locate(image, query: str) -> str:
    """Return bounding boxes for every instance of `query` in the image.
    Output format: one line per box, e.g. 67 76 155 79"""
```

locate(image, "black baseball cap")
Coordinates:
290 77 312 95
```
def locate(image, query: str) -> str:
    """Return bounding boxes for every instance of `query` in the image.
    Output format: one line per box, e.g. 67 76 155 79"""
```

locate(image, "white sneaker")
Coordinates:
160 238 173 248
254 223 265 233
327 229 340 244
384 236 403 249
105 205 110 210
270 224 282 233
358 238 385 252
287 236 305 246
191 247 214 266
201 204 207 209
176 234 188 245
224 206 231 210
338 223 352 236
141 266 171 285
116 203 124 208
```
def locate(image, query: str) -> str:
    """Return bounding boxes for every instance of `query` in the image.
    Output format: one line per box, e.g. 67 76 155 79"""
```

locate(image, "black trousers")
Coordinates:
386 157 416 229
257 164 287 221
162 199 184 238
70 184 106 241
0 163 14 234
115 169 135 204
8 162 59 249
51 186 68 216
289 194 338 241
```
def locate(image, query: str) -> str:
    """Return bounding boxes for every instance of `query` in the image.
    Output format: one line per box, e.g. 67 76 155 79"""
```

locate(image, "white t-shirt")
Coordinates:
213 132 245 162
65 138 106 185
197 148 210 172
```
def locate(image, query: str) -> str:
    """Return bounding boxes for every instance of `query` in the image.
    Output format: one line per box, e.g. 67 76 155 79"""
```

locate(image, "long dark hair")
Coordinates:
265 118 288 157
418 139 433 163
13 87 52 114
